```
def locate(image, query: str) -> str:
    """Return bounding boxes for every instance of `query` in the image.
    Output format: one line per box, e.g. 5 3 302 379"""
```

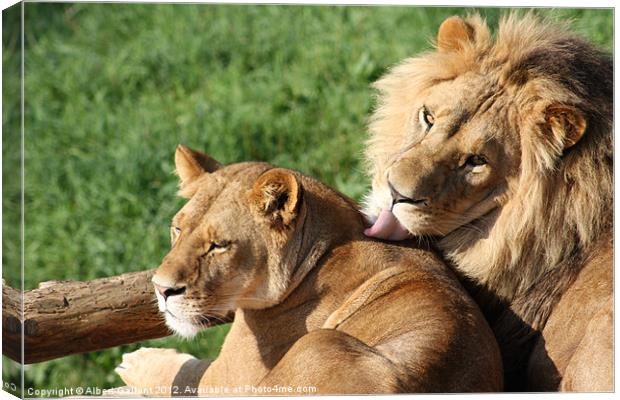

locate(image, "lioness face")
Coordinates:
367 73 521 236
152 146 305 337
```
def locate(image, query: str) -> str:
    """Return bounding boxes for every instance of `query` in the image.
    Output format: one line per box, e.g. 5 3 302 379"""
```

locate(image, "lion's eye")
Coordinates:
465 155 488 167
419 107 435 130
170 227 181 244
207 241 231 255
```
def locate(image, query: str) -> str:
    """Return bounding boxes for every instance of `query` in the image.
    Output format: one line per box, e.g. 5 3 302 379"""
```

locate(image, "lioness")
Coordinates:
363 14 612 391
115 145 502 394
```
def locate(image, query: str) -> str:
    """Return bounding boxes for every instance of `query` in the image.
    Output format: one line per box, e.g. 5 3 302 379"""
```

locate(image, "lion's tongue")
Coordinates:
364 209 411 241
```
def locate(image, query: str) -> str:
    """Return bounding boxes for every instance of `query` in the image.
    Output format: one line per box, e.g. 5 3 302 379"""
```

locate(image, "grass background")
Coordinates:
2 3 612 394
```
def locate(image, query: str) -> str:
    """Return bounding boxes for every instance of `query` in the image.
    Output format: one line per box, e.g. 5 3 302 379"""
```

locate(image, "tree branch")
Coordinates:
2 270 231 364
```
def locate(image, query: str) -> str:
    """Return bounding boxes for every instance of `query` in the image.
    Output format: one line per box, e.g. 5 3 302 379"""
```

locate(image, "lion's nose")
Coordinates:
388 180 429 207
153 283 186 301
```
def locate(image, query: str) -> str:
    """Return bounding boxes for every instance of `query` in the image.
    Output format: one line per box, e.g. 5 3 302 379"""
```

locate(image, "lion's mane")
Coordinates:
365 13 612 328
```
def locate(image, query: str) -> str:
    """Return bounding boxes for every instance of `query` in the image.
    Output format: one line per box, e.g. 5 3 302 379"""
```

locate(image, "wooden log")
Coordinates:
2 270 231 364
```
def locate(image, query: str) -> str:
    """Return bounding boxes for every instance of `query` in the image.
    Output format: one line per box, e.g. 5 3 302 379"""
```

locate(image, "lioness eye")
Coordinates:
170 227 181 244
419 107 435 129
465 155 487 167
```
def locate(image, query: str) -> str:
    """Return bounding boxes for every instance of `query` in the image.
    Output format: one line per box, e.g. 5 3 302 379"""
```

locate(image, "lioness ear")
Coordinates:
437 16 475 52
175 144 221 190
249 169 303 229
545 105 587 150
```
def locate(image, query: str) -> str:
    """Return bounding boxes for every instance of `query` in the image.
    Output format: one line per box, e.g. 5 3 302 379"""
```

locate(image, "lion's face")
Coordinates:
152 146 305 337
364 15 588 239
367 72 521 236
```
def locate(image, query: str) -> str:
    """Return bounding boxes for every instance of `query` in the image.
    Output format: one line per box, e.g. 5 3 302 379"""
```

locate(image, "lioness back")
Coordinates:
320 240 503 392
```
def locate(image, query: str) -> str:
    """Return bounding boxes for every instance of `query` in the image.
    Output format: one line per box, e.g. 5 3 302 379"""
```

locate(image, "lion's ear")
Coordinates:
545 105 587 150
249 169 303 229
437 16 475 52
175 144 221 193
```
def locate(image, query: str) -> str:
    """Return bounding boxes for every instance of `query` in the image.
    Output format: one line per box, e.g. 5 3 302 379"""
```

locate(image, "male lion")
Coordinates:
114 145 502 394
363 14 612 391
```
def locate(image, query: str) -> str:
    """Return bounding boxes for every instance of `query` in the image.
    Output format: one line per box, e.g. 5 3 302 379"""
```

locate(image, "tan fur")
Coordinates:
363 13 612 391
116 145 502 395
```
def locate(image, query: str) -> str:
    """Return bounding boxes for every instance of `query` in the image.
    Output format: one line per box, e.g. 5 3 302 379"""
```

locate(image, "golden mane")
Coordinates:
365 13 613 317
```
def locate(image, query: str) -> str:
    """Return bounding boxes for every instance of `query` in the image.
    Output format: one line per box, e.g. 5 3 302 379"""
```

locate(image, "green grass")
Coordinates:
2 4 612 395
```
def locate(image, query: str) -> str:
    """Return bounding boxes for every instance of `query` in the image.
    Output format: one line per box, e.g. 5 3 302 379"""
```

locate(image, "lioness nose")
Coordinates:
153 283 186 300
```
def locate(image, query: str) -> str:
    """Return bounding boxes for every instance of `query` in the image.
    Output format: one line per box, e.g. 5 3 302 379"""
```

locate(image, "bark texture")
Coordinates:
2 270 229 364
